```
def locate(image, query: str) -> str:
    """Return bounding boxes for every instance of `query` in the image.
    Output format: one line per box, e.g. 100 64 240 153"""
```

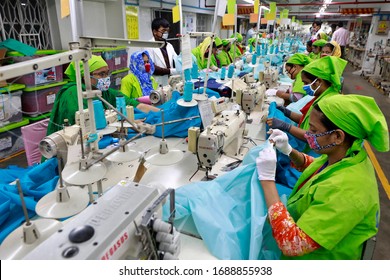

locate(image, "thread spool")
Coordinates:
184 68 191 81
156 232 174 243
251 54 257 65
159 242 178 254
275 46 279 54
249 44 253 53
259 71 265 82
116 96 127 121
256 44 261 56
183 81 193 102
242 56 246 64
270 45 274 54
227 64 234 79
191 63 199 79
153 219 172 233
220 66 226 80
126 105 134 122
93 100 107 130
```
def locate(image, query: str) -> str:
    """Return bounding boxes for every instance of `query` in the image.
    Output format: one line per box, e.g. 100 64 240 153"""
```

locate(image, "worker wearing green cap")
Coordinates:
310 39 327 60
217 39 233 67
191 36 223 71
229 32 244 59
257 94 388 259
275 53 312 104
267 56 347 147
47 55 158 135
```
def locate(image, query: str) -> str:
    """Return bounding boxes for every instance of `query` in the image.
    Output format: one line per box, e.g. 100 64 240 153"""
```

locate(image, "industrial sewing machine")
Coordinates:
263 61 279 89
149 85 173 106
188 109 246 178
23 180 179 260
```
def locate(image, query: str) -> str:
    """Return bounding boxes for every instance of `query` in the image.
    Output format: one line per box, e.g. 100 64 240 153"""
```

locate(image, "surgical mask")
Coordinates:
144 62 151 73
302 78 321 96
96 76 111 91
217 50 222 55
162 32 169 40
304 130 336 151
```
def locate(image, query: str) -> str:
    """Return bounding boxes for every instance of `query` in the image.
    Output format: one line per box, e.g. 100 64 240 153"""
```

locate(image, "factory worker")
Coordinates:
120 51 158 99
267 56 347 142
146 18 178 86
310 39 327 60
316 31 329 41
256 94 389 259
276 54 312 104
321 41 342 58
217 39 233 67
47 55 158 135
229 32 244 58
304 40 313 56
192 36 223 70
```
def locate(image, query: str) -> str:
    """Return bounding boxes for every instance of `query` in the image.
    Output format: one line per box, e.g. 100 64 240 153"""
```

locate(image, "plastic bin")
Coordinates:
110 67 129 90
8 50 64 86
22 81 67 117
0 84 25 127
0 118 29 159
93 47 128 71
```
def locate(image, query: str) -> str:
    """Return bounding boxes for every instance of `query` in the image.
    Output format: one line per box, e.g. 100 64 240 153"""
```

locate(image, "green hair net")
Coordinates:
214 36 223 47
286 53 312 66
313 39 327 47
65 55 108 81
302 56 347 91
318 94 389 152
222 39 230 46
230 33 243 42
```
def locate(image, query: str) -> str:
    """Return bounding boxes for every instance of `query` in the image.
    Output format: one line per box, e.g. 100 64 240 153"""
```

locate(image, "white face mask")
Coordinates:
96 76 111 91
217 50 222 55
162 32 169 40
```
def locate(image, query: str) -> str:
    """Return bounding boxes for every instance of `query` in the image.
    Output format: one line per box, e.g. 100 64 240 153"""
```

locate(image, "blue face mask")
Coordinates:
303 78 320 96
96 76 111 92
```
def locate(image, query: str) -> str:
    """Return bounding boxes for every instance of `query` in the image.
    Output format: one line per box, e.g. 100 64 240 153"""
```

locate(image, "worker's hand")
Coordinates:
210 65 219 72
266 118 292 132
276 105 292 118
268 129 292 155
275 90 286 98
256 144 277 181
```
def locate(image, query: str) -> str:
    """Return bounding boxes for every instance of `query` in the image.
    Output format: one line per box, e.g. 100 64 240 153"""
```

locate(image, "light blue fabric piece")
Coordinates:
163 143 292 260
129 50 155 96
286 95 314 114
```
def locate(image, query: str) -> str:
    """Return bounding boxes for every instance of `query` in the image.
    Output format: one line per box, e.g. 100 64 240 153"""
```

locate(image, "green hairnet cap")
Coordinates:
248 38 256 45
214 36 223 47
313 39 327 47
222 39 230 46
286 53 312 66
230 33 243 42
65 55 108 81
302 56 347 91
318 95 389 152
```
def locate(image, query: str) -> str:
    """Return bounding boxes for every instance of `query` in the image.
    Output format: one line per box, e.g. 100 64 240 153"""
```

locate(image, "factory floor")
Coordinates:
0 63 389 260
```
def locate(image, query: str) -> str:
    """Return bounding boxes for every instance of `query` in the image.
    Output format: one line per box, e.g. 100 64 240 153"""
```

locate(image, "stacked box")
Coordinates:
0 118 29 159
22 81 67 117
0 84 25 127
93 47 128 71
8 50 64 86
110 67 129 90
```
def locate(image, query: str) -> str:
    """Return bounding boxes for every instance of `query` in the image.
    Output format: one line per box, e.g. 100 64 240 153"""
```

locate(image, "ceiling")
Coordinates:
237 0 390 21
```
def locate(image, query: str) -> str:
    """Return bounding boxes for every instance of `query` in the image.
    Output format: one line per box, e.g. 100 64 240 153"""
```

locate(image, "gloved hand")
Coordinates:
256 144 277 181
276 105 292 118
267 118 292 132
210 65 219 72
268 129 292 155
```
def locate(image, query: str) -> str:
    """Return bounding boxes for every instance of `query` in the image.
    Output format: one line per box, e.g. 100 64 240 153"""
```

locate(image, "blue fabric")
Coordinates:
0 158 59 243
129 50 155 96
163 143 292 260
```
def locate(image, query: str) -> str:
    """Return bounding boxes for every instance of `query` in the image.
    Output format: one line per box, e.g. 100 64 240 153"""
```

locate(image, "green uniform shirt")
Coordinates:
217 50 233 67
284 142 379 259
120 73 158 99
291 71 306 95
192 47 218 70
228 44 242 60
47 82 140 135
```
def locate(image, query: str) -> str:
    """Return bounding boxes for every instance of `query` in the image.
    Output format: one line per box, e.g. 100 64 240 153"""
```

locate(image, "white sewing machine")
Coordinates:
23 181 180 260
263 61 279 89
188 109 246 171
149 85 173 106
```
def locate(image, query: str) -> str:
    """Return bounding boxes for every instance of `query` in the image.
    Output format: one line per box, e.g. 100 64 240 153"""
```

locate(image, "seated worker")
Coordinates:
217 39 233 67
192 36 223 71
229 32 244 59
276 54 312 104
267 56 347 142
257 94 389 259
310 39 327 60
47 55 158 135
320 41 342 58
146 17 178 86
120 51 158 99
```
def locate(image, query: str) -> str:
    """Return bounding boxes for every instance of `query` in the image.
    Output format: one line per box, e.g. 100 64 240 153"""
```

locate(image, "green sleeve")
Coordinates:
217 51 229 66
102 88 140 108
120 73 143 99
151 76 158 90
192 47 204 69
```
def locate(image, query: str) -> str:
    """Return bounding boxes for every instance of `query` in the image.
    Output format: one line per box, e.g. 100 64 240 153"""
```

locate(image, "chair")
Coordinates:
361 236 376 260
21 118 49 166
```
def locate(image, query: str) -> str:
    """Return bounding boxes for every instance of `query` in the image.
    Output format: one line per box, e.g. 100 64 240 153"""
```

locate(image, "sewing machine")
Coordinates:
189 109 246 173
263 61 279 89
24 181 179 260
149 85 173 106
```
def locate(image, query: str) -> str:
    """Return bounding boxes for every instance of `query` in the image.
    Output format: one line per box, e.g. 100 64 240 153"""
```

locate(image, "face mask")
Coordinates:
144 62 151 73
304 130 336 151
96 76 111 91
217 50 222 55
302 78 321 96
162 32 169 40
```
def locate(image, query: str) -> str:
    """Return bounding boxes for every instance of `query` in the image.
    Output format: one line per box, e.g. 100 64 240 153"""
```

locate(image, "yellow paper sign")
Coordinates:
126 6 139 39
60 0 70 19
228 0 236 15
254 0 259 14
172 5 180 23
223 13 235 26
250 13 258 23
